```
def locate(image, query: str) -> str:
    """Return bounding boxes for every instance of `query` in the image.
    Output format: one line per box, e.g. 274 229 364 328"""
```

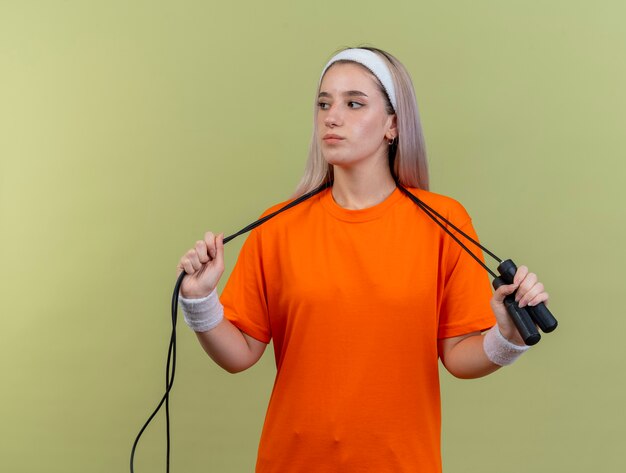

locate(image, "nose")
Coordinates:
323 104 342 128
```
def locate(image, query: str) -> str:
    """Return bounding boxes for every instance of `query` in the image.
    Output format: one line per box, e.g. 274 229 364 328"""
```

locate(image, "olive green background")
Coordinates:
1 1 624 472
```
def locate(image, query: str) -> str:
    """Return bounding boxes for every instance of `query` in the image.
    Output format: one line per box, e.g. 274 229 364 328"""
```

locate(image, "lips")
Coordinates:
323 134 344 142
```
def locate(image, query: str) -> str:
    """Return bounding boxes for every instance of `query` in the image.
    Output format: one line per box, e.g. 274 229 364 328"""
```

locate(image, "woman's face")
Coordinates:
317 62 396 170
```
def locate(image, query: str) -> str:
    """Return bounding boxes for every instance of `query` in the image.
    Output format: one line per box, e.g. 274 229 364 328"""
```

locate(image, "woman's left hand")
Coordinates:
490 265 549 346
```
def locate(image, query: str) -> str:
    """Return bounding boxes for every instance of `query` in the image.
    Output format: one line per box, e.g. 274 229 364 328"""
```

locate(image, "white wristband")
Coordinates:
178 288 224 332
483 325 530 366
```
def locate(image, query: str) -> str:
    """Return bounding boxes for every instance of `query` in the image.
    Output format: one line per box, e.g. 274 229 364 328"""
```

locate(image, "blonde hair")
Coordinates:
293 46 429 197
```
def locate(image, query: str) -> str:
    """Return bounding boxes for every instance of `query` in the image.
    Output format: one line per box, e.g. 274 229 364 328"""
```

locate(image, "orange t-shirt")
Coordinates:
220 187 496 473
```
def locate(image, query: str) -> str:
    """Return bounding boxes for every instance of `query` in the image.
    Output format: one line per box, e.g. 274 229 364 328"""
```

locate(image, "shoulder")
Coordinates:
253 188 328 232
258 199 296 219
400 187 472 225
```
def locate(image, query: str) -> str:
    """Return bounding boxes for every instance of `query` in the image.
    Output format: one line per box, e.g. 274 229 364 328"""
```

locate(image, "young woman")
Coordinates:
176 47 549 472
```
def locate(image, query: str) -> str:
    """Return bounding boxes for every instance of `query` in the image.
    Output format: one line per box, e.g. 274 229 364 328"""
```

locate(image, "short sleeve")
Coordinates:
437 212 496 339
220 229 271 344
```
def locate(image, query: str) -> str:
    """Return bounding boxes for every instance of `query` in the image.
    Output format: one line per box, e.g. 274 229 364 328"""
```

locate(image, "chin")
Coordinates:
322 151 358 167
324 158 353 169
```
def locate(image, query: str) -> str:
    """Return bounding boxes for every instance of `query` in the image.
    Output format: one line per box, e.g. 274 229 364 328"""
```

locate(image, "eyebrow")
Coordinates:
318 90 369 99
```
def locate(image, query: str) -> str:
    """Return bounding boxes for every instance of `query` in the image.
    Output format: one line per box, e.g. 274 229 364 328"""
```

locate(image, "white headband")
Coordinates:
320 48 397 111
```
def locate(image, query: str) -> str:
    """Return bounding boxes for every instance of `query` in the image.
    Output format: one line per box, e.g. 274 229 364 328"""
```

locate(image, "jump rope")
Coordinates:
130 179 558 472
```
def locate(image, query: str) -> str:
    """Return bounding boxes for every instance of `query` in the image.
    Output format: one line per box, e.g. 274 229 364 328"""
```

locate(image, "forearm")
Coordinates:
441 333 501 379
194 319 258 374
179 290 260 374
441 325 531 379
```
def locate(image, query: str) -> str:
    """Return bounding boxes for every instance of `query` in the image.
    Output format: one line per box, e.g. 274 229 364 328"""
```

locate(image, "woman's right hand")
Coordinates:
176 232 225 299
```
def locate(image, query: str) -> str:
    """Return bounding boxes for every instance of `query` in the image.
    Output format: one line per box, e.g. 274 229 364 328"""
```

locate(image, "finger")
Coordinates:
492 282 519 303
513 265 529 285
204 231 216 259
214 233 225 271
515 272 537 302
186 249 202 272
528 291 549 307
518 282 544 307
181 256 195 275
195 240 210 264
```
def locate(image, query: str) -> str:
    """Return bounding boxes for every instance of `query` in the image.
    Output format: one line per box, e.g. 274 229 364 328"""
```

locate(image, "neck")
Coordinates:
331 160 397 210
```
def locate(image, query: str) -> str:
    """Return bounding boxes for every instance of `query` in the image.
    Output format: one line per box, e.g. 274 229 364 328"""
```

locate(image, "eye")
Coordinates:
348 101 364 109
318 102 330 110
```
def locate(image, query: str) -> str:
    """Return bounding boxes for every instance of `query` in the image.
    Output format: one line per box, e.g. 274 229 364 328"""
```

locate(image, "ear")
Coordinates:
385 114 398 140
